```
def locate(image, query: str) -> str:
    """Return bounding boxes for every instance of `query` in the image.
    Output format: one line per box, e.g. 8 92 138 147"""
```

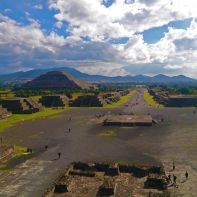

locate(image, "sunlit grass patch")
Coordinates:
14 145 28 156
116 160 128 165
180 113 187 117
0 108 67 133
143 90 163 107
97 129 117 137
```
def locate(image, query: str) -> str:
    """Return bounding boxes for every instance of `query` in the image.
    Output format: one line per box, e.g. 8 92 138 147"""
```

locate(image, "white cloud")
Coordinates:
49 0 197 41
1 0 197 78
33 4 43 10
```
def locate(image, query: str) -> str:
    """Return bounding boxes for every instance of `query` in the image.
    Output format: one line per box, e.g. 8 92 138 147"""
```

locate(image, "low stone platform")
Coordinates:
43 162 169 197
149 89 197 107
2 98 40 114
0 144 14 162
70 90 129 107
40 95 68 107
103 115 153 126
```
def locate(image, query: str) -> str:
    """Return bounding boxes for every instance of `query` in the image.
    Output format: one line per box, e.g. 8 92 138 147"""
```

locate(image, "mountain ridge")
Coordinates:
0 67 196 85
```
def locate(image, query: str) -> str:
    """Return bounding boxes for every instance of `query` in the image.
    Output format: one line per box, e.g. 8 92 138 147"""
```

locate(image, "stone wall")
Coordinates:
0 144 14 162
2 98 40 114
40 95 68 107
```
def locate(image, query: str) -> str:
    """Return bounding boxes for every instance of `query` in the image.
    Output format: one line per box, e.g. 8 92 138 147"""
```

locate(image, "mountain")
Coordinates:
22 71 92 89
0 67 196 85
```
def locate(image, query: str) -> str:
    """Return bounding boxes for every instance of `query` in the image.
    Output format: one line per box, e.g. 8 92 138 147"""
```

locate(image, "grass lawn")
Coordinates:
0 108 67 133
97 129 117 137
30 95 42 102
143 90 163 107
104 90 136 108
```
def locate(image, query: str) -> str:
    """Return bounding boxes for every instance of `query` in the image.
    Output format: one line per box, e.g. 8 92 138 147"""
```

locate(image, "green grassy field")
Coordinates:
104 90 136 108
0 108 67 133
143 90 163 107
97 129 117 137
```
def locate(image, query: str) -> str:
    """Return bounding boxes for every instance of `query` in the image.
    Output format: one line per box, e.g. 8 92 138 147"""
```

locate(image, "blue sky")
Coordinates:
0 0 197 78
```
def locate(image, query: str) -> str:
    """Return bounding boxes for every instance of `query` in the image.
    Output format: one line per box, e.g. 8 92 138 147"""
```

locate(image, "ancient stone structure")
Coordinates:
70 95 104 107
0 107 11 119
2 98 40 114
70 90 129 107
23 71 93 89
144 173 168 190
97 180 114 196
0 144 14 162
40 95 68 107
43 162 169 197
103 115 153 126
149 89 197 107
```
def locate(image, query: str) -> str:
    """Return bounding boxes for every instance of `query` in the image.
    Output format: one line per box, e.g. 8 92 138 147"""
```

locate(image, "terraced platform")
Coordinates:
2 98 40 114
44 162 168 197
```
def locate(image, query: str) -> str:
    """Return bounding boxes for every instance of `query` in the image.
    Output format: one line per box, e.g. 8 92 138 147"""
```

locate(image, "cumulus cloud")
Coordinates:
33 4 43 10
49 0 197 41
0 0 197 78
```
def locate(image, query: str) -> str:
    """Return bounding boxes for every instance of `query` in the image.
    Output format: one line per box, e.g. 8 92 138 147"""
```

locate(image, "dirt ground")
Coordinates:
0 88 196 197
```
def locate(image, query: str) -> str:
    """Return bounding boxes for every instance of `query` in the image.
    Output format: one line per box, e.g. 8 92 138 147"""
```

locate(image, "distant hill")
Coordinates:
0 67 196 85
22 71 92 89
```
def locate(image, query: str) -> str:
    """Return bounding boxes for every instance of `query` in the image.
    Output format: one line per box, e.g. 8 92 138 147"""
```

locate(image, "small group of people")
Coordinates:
167 161 189 187
44 145 61 159
27 148 33 154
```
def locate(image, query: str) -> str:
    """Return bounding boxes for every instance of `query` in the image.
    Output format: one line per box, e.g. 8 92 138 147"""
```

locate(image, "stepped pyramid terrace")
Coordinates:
40 95 68 107
2 98 41 114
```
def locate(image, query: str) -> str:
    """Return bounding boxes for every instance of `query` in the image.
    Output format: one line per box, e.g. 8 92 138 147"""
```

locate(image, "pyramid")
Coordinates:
23 71 92 89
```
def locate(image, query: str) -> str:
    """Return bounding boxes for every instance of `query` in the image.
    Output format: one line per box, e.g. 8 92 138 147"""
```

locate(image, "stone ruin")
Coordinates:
43 162 169 197
0 143 14 162
149 89 197 107
70 90 129 107
103 115 153 127
39 95 68 107
70 95 104 107
96 180 114 196
0 107 11 119
2 98 41 114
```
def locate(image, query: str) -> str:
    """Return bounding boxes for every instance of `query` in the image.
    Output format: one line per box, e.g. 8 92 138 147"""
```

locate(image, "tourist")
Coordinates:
45 145 48 150
185 171 188 180
58 152 61 159
173 161 175 171
168 174 171 183
173 174 177 184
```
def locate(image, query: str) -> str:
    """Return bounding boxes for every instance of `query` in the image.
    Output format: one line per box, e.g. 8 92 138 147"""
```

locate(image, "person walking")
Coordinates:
58 152 61 159
168 174 171 183
173 161 175 171
173 174 177 184
185 171 188 180
45 145 48 150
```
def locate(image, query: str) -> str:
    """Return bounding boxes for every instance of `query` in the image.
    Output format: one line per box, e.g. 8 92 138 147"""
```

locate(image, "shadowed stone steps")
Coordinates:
2 98 40 114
